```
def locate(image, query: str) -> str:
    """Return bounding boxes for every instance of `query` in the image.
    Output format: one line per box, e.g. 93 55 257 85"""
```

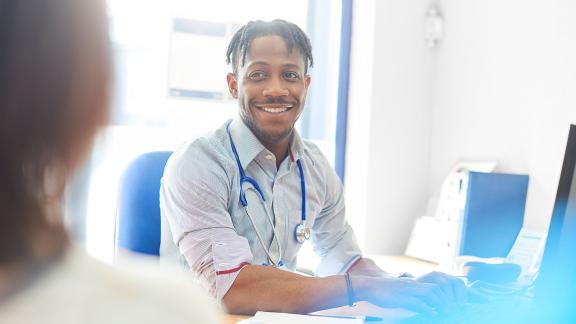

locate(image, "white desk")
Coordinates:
366 254 439 277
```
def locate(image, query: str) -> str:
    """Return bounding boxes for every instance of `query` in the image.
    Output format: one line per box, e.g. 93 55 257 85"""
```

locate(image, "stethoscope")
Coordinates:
226 120 311 267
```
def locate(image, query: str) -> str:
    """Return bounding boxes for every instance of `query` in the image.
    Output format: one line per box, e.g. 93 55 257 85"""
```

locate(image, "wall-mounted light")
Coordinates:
424 4 444 48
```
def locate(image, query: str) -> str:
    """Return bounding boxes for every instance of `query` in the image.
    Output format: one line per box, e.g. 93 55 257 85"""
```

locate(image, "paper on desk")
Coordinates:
236 311 363 324
313 302 416 322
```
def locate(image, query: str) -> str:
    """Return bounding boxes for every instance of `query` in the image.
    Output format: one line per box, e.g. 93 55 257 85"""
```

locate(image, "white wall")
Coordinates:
347 0 576 254
430 0 576 231
346 0 432 254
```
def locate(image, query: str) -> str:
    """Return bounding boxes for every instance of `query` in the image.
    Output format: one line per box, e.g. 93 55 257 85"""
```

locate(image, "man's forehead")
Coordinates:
242 35 305 69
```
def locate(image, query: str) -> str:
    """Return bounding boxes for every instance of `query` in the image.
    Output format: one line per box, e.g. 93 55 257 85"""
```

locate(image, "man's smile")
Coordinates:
253 103 294 114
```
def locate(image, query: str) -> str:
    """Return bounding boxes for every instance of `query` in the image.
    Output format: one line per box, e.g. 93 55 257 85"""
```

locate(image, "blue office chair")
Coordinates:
116 151 173 256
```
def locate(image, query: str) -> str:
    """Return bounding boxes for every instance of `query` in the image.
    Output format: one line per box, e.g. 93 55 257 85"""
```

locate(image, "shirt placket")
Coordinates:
258 152 284 265
271 158 296 265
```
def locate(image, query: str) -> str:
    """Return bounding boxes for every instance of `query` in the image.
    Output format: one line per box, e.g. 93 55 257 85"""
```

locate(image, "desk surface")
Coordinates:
220 255 438 323
222 314 248 324
366 254 439 277
221 302 415 323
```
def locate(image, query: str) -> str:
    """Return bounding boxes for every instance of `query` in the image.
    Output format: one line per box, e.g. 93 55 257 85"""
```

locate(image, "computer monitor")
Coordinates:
533 124 576 322
401 126 576 323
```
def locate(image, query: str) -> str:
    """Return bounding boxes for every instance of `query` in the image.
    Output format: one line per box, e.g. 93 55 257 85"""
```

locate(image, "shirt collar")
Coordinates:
228 118 305 168
289 127 305 163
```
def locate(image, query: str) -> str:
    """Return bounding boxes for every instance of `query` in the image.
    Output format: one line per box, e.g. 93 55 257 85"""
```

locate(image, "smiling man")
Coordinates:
160 19 466 315
228 33 310 164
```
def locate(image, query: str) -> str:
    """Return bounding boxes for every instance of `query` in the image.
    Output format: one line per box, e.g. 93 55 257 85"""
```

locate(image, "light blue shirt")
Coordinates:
160 119 361 300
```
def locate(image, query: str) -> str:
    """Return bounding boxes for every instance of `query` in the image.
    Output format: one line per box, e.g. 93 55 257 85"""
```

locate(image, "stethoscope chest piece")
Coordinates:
294 222 311 243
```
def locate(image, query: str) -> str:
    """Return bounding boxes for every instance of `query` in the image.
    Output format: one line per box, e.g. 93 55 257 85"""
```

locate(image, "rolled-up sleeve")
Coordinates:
312 156 362 277
160 144 253 300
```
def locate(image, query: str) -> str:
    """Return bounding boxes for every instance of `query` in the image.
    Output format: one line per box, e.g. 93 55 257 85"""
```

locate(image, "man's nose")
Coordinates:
262 77 289 97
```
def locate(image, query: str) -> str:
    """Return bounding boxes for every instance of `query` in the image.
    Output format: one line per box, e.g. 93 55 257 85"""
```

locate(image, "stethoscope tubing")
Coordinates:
226 120 309 266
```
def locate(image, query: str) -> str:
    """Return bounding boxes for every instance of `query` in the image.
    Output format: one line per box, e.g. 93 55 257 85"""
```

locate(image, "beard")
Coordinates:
239 96 302 145
241 110 295 145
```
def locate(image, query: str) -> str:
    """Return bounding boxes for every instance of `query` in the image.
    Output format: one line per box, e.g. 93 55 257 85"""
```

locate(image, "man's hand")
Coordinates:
353 272 467 314
415 271 467 312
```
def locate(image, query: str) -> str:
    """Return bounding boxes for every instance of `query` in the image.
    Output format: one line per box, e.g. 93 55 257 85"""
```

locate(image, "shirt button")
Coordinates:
265 154 274 160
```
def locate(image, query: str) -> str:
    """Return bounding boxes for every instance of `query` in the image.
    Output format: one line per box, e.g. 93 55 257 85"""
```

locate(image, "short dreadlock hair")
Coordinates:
225 19 314 75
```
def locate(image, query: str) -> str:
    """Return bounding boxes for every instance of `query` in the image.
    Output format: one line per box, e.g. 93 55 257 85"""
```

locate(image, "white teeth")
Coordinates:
256 105 292 113
263 107 287 113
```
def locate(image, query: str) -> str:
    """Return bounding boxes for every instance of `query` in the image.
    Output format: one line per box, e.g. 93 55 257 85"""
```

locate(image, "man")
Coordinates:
160 19 466 315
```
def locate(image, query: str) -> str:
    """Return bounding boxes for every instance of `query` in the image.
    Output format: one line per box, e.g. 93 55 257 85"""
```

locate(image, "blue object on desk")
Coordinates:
459 171 529 258
117 151 173 256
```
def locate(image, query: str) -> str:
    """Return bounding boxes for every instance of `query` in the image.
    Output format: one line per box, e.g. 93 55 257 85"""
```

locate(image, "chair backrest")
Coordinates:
117 151 172 256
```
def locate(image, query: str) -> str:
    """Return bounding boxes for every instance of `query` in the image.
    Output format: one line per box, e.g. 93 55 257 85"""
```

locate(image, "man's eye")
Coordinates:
283 72 300 80
248 72 267 80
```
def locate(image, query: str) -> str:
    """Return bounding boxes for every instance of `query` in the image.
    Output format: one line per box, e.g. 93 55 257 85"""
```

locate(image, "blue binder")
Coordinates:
459 171 529 258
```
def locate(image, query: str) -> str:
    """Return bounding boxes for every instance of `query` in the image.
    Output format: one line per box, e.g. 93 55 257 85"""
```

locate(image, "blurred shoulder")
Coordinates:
0 248 221 324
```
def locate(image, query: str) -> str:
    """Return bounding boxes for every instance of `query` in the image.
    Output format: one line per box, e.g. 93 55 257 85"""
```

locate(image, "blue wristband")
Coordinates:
344 273 355 306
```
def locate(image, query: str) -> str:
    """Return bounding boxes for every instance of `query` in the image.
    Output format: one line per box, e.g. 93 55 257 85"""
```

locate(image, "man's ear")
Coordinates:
304 74 311 90
227 72 238 98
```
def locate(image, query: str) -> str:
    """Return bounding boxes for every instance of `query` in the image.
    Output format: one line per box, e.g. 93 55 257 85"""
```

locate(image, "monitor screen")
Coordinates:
534 124 576 322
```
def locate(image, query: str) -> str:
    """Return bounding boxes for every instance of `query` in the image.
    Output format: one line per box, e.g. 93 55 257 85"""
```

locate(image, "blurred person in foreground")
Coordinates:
0 0 219 323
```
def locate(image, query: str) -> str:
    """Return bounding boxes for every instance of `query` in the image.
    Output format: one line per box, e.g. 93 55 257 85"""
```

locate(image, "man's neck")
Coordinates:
261 135 292 169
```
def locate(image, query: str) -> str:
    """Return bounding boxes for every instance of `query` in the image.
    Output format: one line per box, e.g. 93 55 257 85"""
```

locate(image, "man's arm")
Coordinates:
222 263 466 316
222 265 347 315
348 257 392 277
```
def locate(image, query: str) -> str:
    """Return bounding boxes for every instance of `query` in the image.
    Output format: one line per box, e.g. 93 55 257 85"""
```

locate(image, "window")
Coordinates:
81 0 347 267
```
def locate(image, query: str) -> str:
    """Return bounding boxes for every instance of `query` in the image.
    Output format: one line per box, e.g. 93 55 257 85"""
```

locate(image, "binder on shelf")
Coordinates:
458 171 529 258
406 170 529 264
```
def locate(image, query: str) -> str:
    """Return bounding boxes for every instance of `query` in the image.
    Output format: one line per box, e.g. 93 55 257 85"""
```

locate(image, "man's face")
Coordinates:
227 35 311 145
